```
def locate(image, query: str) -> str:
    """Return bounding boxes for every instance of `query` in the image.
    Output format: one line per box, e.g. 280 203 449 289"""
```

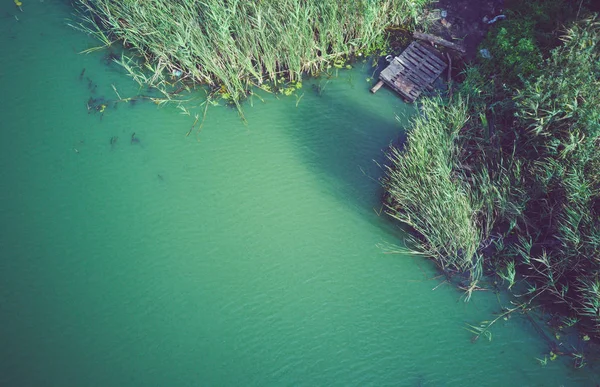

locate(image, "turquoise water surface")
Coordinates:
0 1 598 386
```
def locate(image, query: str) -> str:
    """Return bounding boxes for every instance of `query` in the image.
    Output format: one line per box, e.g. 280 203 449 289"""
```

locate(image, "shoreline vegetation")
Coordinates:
72 0 430 115
383 0 600 364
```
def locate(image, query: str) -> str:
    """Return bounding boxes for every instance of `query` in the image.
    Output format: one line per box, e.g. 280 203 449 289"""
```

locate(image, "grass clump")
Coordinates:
73 0 432 109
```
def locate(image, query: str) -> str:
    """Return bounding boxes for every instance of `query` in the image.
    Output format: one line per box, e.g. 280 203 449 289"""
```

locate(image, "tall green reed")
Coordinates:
73 0 431 112
384 14 600 338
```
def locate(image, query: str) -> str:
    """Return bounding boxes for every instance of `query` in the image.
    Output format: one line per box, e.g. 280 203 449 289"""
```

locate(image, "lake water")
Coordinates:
0 1 598 386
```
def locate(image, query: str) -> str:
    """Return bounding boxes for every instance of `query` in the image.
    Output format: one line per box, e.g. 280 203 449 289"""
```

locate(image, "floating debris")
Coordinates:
486 15 506 24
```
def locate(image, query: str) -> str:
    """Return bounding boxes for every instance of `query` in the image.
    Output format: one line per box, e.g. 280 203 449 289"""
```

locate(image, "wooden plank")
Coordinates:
412 43 448 68
394 80 414 94
392 78 416 101
391 57 413 73
406 56 438 76
412 71 433 88
399 73 424 90
380 61 404 82
401 71 429 90
412 63 438 81
395 72 425 89
399 58 418 73
405 48 443 74
395 56 436 84
398 76 431 99
397 73 428 93
413 32 466 53
370 80 384 93
393 77 415 93
406 45 446 80
404 44 425 62
402 49 425 67
397 78 421 94
404 49 441 75
412 43 447 67
395 58 418 75
400 65 429 85
398 54 436 81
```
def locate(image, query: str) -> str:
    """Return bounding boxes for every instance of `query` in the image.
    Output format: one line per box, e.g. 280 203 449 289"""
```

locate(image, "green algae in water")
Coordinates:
0 1 598 386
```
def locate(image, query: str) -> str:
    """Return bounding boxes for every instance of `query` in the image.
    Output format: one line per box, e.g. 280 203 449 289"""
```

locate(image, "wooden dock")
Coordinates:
371 41 447 102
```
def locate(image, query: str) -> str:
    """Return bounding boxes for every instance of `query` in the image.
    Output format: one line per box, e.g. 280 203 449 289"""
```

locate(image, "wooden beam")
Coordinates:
370 80 384 94
446 52 453 100
446 52 452 83
413 32 466 53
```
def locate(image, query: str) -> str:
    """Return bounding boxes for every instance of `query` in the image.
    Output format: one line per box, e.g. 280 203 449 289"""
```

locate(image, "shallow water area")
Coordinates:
0 1 599 386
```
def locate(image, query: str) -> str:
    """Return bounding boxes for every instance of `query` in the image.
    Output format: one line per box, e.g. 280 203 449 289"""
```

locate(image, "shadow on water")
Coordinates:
283 75 412 222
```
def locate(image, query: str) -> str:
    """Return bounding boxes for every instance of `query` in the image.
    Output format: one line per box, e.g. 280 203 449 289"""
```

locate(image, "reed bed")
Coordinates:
384 13 600 339
74 0 431 108
510 16 600 336
383 97 487 288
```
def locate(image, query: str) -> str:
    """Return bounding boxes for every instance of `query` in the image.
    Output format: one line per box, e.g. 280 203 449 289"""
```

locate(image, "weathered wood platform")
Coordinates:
372 42 447 102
